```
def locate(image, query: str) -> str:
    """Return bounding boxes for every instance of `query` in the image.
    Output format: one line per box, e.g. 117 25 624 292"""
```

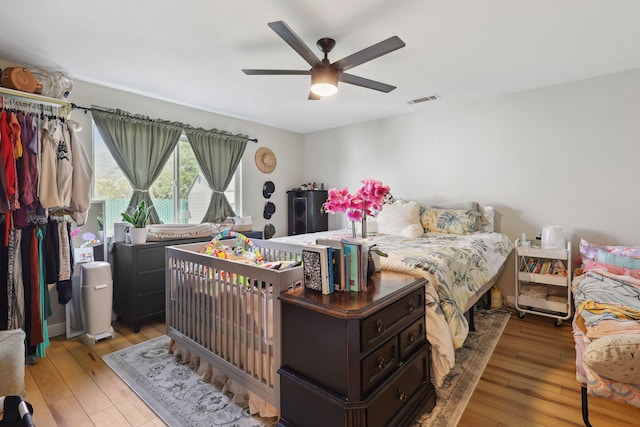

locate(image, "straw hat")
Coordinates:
255 147 277 174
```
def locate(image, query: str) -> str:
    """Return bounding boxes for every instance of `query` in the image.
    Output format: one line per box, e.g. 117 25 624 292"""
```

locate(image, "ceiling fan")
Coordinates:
242 21 406 100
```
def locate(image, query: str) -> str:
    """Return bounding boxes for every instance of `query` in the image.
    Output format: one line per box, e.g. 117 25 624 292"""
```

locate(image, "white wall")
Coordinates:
302 68 640 299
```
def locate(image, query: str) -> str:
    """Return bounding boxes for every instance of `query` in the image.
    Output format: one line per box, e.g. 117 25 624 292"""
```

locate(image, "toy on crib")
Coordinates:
201 229 264 265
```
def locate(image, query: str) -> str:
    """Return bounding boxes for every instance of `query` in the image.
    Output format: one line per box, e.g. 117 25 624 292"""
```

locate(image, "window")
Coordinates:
93 128 240 235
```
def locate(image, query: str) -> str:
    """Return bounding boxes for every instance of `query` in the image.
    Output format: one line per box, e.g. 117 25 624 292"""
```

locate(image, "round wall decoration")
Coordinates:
255 147 277 174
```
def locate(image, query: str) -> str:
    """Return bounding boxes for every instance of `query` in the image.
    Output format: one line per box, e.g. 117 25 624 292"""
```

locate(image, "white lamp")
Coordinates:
310 65 338 97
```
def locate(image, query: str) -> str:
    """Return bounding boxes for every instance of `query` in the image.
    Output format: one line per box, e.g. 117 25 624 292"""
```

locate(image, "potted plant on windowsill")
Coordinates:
121 200 154 244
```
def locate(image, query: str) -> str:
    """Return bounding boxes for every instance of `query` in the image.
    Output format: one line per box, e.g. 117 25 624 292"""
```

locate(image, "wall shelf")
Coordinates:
0 86 72 117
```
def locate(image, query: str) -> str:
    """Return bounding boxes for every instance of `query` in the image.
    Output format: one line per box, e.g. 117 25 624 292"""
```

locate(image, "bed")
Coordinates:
272 201 513 387
572 239 640 426
165 201 513 418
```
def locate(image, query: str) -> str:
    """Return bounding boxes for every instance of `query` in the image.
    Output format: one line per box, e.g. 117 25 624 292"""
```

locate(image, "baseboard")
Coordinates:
48 321 66 338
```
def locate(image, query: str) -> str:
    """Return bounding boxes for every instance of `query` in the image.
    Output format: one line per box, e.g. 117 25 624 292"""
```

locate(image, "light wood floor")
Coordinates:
21 313 640 426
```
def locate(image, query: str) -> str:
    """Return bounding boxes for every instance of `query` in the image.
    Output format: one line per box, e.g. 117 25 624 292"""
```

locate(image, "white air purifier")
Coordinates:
541 225 564 250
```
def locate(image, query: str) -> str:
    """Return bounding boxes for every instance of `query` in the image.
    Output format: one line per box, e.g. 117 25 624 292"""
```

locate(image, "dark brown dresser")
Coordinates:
277 271 436 427
111 237 210 332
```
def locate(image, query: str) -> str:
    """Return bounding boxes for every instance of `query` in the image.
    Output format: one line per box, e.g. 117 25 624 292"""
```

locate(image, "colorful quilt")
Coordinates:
572 272 640 408
273 230 513 387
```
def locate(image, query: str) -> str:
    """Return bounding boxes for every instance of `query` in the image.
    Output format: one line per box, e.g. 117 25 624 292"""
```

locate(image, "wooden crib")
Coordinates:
165 239 303 410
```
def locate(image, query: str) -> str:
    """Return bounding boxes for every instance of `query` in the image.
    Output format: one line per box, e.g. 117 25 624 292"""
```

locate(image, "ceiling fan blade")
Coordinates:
243 69 311 76
308 92 321 100
339 73 396 93
333 36 405 72
268 21 321 67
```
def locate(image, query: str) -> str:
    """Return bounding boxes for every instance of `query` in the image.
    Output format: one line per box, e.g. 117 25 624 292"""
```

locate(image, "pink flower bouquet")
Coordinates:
323 178 391 227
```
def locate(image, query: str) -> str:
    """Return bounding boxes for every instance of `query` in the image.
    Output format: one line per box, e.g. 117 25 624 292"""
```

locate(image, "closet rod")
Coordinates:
71 103 258 143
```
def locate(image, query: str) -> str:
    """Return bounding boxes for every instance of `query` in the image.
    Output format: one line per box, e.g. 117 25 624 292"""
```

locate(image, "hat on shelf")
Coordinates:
263 201 276 220
263 181 275 198
255 147 277 174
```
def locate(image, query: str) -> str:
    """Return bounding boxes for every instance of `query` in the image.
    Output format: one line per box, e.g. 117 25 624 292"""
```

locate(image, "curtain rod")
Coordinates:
71 103 258 143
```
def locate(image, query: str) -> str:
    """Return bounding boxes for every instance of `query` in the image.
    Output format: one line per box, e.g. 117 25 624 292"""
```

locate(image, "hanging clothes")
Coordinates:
68 120 92 226
53 119 73 207
0 114 10 214
17 111 35 208
38 117 60 209
7 229 23 330
35 224 50 358
1 110 17 244
0 95 83 360
0 223 8 329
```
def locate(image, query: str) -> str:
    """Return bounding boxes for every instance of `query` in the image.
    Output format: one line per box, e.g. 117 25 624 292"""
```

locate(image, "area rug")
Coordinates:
102 336 276 427
416 308 511 427
103 309 509 427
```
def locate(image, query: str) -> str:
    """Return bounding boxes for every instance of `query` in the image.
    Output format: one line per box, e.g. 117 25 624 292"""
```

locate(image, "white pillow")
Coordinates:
401 223 424 238
376 200 421 235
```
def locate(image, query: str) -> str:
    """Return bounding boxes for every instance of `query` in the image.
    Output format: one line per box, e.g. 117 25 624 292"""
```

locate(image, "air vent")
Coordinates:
407 94 440 105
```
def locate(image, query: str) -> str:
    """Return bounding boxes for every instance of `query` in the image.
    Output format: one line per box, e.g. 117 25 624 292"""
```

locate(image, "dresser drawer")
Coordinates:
135 246 166 271
361 337 398 395
367 350 428 427
399 317 426 361
361 288 424 354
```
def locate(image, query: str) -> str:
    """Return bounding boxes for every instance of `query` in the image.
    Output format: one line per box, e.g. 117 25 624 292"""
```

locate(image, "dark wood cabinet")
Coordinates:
111 237 210 332
278 271 436 427
287 189 328 235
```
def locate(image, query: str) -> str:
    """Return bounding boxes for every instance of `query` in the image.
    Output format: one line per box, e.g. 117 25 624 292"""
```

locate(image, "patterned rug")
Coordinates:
102 309 510 427
416 308 511 427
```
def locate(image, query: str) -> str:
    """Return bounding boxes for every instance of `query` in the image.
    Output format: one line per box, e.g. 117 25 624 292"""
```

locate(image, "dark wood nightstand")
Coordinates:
277 271 436 427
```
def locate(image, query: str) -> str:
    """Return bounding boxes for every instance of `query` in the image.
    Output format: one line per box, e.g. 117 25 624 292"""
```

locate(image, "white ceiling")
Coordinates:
1 0 639 134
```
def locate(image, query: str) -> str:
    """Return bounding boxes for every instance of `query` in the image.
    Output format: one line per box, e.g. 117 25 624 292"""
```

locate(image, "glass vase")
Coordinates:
351 221 357 238
361 212 368 238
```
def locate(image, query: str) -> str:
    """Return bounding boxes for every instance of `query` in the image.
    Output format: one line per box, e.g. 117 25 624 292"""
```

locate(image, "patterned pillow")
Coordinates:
421 207 480 235
579 239 640 262
597 250 640 270
583 334 640 384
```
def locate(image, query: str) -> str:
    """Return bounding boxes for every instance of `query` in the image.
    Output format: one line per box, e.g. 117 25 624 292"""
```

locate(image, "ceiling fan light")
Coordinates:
310 66 338 96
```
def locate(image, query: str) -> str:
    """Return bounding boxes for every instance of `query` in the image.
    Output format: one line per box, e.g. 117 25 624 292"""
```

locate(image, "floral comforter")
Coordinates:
273 231 513 386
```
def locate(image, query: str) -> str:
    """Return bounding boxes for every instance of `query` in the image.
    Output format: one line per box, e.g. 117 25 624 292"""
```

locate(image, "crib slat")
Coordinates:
165 240 303 409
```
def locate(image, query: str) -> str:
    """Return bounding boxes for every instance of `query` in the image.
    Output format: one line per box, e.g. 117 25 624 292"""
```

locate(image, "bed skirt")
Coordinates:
170 340 279 418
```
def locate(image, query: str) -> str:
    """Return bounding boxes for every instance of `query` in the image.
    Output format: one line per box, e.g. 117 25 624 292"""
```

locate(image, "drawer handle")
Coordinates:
376 356 386 370
408 300 415 313
376 319 385 334
409 332 416 344
397 389 407 402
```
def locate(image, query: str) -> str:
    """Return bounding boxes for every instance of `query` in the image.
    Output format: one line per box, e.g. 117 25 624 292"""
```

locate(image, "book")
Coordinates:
302 244 331 294
342 238 369 292
341 241 357 291
316 238 344 291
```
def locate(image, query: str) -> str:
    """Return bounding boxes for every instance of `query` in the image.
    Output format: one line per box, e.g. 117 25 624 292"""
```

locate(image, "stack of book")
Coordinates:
520 258 567 276
302 237 373 294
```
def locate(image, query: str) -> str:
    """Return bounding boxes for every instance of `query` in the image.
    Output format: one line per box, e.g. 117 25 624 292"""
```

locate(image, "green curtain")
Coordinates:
91 107 182 224
185 128 248 222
